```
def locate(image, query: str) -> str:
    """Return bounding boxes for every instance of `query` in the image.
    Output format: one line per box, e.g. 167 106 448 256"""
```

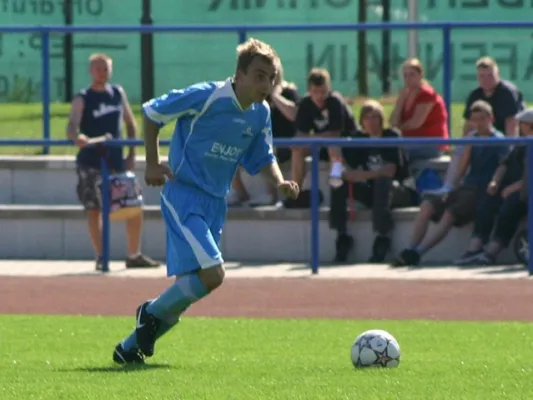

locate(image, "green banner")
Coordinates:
0 0 532 103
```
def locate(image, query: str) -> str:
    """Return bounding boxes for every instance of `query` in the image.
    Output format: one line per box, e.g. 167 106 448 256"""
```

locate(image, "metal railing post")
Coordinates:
100 156 111 273
310 145 320 274
522 142 533 275
442 25 452 132
41 31 51 155
238 30 247 44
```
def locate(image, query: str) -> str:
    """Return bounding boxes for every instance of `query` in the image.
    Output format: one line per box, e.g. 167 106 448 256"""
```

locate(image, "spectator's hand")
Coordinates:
278 180 300 200
145 163 174 186
74 134 89 148
502 185 516 199
487 180 499 196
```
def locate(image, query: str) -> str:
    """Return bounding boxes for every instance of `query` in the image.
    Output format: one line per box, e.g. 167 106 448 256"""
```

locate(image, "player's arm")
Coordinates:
117 86 138 163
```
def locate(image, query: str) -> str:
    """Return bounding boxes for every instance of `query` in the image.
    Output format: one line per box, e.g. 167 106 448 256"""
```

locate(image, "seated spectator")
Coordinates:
454 108 533 266
389 58 449 162
289 68 358 200
426 56 525 197
328 100 417 263
391 100 510 267
227 66 300 206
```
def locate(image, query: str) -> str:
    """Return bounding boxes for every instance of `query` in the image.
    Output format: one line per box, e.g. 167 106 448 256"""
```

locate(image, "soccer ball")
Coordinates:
351 329 401 368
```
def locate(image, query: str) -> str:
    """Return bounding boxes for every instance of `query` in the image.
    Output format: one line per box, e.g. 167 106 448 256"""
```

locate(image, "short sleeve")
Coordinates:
295 98 314 133
416 85 437 103
142 83 213 127
325 95 344 131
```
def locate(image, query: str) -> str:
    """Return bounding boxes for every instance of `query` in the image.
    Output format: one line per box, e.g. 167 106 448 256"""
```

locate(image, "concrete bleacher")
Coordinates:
0 155 520 264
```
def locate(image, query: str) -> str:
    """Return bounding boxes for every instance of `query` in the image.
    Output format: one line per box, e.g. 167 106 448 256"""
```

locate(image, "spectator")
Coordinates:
454 108 533 266
427 56 525 196
328 100 417 263
66 53 160 271
391 100 509 267
227 65 300 206
389 58 449 162
289 68 358 197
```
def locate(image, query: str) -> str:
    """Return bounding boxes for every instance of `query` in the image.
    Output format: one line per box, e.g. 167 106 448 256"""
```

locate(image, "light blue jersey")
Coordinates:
142 78 275 198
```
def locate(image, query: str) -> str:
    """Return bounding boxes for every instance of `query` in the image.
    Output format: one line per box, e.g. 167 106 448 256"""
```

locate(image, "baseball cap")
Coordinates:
515 108 533 123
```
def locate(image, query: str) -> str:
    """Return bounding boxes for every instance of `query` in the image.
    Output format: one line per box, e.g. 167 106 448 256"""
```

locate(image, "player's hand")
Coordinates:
278 180 299 200
145 162 174 186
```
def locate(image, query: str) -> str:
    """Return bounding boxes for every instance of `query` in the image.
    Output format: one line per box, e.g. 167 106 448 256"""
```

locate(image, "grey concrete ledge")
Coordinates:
0 204 420 221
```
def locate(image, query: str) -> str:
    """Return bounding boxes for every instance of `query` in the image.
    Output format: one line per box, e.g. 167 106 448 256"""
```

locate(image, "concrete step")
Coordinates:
0 204 520 265
0 155 451 207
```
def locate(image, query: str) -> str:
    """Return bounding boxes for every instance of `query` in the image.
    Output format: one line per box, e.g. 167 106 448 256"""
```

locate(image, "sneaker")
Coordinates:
390 248 420 267
334 234 354 263
453 250 484 266
469 252 495 266
112 343 145 365
368 235 391 263
126 254 160 269
135 301 161 357
95 256 103 271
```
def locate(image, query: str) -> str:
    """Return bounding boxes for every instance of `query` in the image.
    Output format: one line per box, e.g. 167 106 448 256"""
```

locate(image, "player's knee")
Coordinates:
198 264 225 292
419 200 434 218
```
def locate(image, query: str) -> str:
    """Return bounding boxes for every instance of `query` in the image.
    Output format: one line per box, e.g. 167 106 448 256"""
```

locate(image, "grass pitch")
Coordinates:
0 315 532 399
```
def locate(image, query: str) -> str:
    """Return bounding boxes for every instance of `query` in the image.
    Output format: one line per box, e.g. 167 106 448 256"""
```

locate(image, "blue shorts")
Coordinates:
160 183 227 277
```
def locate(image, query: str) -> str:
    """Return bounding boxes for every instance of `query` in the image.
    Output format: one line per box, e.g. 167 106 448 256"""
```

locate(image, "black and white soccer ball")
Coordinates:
351 329 401 368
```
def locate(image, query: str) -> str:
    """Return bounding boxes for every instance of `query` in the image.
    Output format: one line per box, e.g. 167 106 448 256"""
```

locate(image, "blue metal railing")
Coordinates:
1 137 532 276
2 21 533 154
2 21 533 275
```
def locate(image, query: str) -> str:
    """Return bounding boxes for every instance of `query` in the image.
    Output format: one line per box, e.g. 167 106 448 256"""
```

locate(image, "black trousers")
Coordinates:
472 190 528 248
329 178 414 236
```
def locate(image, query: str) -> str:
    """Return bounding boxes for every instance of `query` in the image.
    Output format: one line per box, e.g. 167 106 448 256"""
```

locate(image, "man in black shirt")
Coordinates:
66 53 160 271
454 107 532 266
329 100 416 263
291 68 357 190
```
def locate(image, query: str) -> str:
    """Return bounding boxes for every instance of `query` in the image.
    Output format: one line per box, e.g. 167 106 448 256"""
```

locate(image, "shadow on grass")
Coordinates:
56 363 174 373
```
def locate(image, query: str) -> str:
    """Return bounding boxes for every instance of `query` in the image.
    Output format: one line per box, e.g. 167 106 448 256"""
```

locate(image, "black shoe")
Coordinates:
334 234 354 263
390 248 420 267
113 343 145 365
368 235 391 263
135 301 161 357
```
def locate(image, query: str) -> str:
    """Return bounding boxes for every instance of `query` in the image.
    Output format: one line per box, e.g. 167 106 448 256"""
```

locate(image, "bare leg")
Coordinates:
416 210 455 255
290 147 309 188
126 213 143 257
87 209 102 256
408 200 435 248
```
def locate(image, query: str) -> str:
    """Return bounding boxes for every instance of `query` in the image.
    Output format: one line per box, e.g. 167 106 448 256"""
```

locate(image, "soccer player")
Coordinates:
112 38 300 365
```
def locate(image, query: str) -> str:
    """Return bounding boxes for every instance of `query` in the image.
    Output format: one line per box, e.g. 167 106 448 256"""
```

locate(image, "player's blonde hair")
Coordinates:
476 56 498 71
89 53 112 64
236 38 280 74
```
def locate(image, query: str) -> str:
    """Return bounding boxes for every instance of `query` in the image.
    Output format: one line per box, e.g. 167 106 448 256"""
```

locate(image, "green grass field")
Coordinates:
1 315 532 399
0 102 473 156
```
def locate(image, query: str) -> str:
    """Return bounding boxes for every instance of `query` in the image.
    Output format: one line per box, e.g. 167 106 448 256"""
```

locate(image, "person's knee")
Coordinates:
419 200 434 218
87 209 100 221
198 264 225 292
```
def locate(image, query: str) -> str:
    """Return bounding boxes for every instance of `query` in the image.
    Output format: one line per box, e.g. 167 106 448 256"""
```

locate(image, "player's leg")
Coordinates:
134 193 225 357
76 166 103 270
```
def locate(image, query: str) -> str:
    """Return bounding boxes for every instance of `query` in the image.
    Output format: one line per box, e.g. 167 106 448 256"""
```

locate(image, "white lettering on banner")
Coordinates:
206 141 244 162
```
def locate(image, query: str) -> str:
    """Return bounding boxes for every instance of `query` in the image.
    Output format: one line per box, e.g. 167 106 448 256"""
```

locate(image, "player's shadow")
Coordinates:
56 363 174 373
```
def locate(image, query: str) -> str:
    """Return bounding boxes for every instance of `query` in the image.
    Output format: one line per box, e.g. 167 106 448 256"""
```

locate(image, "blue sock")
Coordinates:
146 273 209 319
